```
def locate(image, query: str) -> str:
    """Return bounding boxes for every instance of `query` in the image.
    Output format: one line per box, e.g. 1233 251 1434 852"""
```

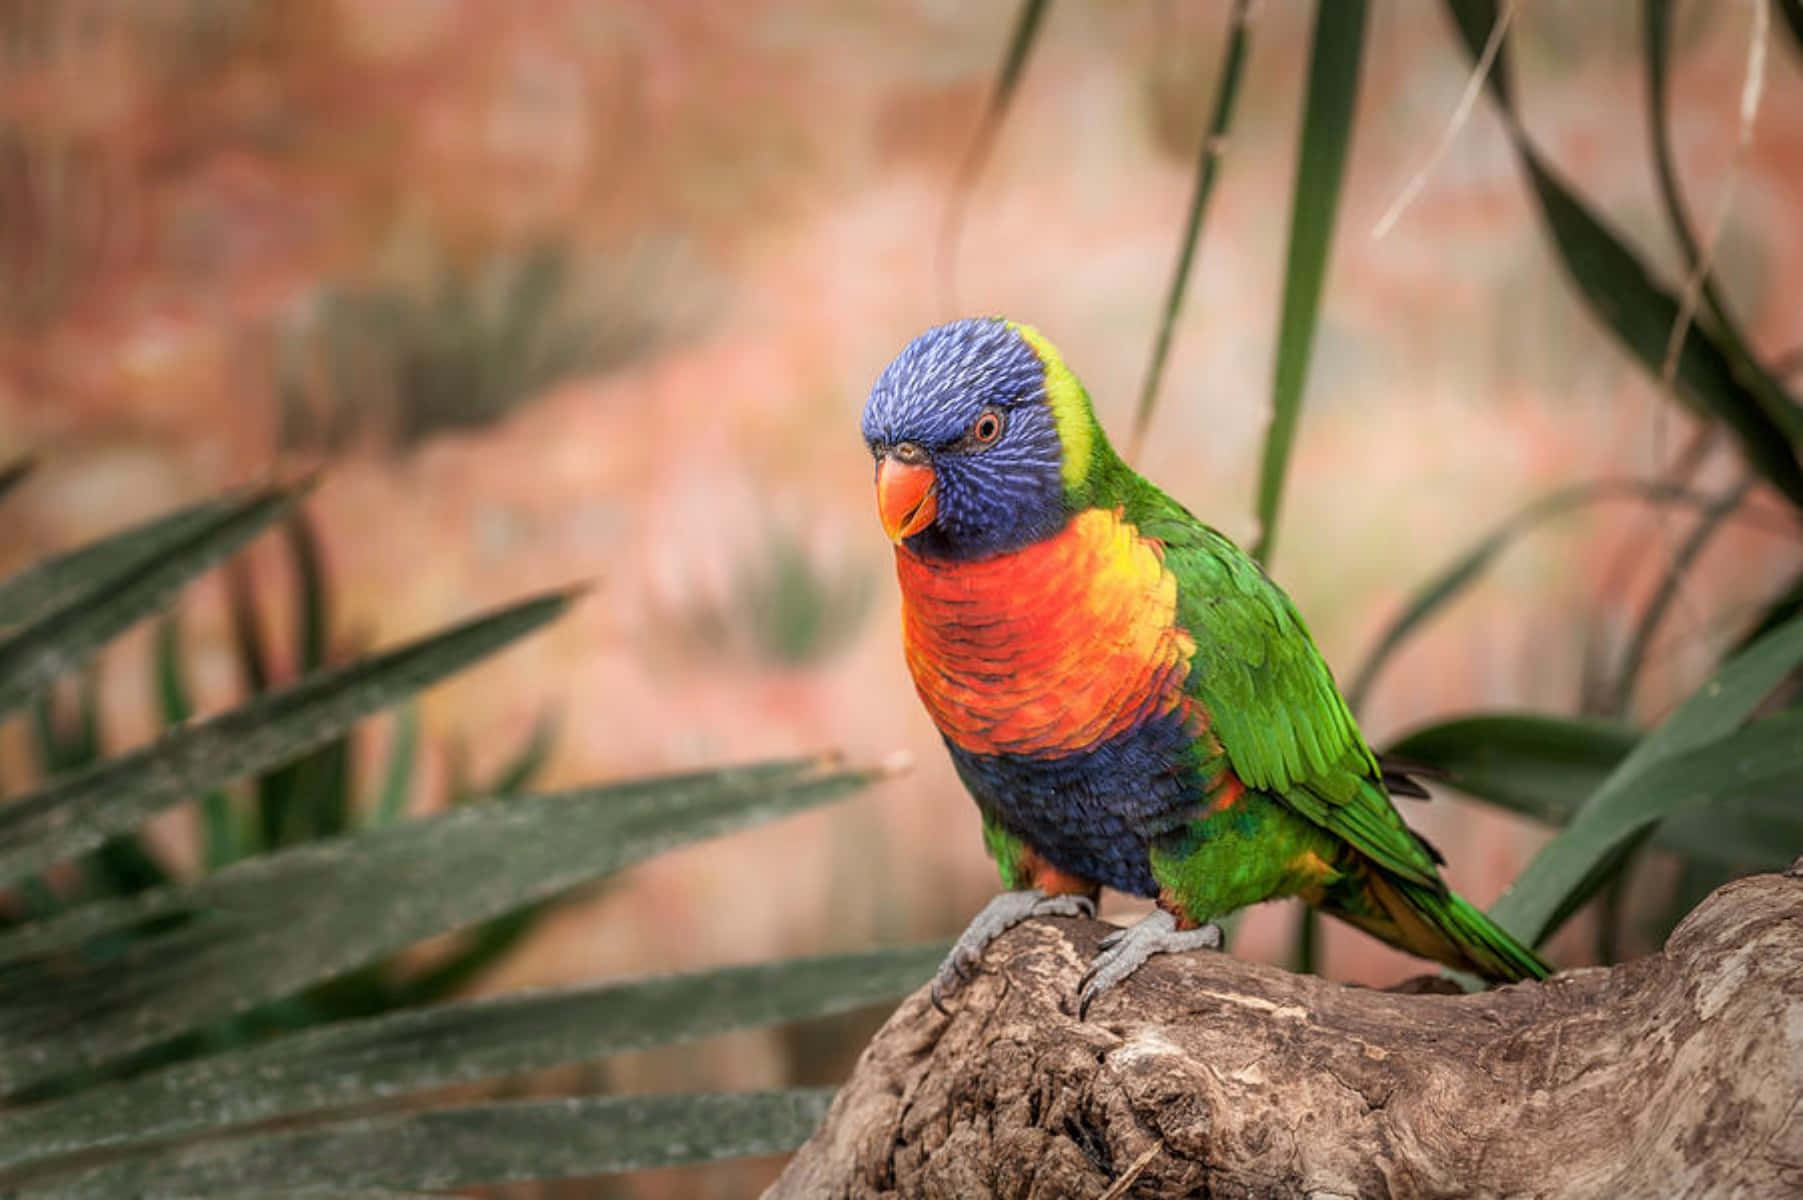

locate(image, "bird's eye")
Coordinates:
971 408 1004 445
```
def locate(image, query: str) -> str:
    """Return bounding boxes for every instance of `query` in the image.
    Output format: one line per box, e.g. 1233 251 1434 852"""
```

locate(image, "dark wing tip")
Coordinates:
1376 751 1437 800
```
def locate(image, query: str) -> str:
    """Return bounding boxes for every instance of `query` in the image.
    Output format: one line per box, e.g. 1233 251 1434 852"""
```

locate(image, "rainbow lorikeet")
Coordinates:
862 318 1549 1013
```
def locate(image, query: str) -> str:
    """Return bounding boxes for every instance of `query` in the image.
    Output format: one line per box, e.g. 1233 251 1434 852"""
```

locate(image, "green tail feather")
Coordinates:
1408 882 1550 983
1323 866 1550 983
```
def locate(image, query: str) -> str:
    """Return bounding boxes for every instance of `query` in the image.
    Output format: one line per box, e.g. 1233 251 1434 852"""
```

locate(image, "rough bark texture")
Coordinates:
771 863 1803 1199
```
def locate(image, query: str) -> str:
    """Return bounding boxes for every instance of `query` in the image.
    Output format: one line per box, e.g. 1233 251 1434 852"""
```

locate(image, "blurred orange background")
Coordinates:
1 1 1798 1191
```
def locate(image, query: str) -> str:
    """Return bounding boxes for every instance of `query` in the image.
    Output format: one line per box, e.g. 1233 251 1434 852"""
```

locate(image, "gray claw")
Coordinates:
932 889 1097 1011
1078 909 1222 1019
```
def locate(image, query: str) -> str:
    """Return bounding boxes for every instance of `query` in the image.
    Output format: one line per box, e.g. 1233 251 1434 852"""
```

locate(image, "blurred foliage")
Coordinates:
277 240 680 451
18 500 565 1077
674 525 875 669
1128 0 1251 461
973 0 1803 975
0 465 933 1191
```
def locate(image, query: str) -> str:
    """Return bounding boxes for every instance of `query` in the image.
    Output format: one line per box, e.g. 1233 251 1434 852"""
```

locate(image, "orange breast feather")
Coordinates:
895 508 1195 756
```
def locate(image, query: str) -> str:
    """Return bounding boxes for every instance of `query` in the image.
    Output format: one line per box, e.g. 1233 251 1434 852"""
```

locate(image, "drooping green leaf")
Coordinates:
12 1088 836 1198
1492 613 1803 944
1644 0 1803 446
0 945 939 1175
1507 709 1803 944
0 589 576 890
0 756 884 1093
1129 0 1254 457
0 488 299 720
1347 480 1728 712
1608 609 1803 776
1252 0 1368 567
1660 785 1803 872
1387 712 1640 826
1392 710 1799 872
1441 0 1803 511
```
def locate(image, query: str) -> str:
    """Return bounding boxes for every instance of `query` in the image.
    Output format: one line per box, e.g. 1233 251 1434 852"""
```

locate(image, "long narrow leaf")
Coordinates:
0 589 576 889
1502 708 1803 944
0 757 886 1093
224 550 292 846
1605 608 1803 777
154 614 240 870
15 1089 836 1197
1386 712 1640 825
368 706 420 827
278 509 357 841
1129 0 1254 458
1251 0 1368 566
1605 476 1755 715
0 497 238 634
935 0 1052 304
1347 479 1733 712
0 945 940 1174
388 902 547 1005
286 510 330 675
29 674 170 901
0 488 300 721
1441 0 1803 511
1645 0 1803 445
1388 711 1796 870
1491 613 1803 944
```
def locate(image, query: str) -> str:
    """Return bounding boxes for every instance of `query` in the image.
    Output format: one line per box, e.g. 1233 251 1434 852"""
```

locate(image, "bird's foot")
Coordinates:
1078 909 1222 1019
932 889 1097 1012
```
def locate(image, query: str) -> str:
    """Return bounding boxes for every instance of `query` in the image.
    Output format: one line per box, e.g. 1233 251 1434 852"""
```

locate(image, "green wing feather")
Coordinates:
1129 491 1442 887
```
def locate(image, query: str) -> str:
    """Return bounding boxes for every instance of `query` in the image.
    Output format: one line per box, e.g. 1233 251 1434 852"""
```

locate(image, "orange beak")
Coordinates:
876 458 937 543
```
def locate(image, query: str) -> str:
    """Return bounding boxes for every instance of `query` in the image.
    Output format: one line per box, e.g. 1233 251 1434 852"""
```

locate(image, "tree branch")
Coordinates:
772 862 1803 1198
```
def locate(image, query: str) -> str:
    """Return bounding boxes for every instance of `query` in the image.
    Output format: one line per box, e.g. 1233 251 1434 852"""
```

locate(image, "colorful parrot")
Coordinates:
862 318 1549 1014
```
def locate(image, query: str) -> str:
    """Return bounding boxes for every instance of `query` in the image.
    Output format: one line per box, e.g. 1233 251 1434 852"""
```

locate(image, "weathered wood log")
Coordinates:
771 861 1803 1199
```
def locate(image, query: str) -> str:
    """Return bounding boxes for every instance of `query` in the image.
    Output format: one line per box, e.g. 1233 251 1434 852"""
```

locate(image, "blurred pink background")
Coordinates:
1 2 1798 1192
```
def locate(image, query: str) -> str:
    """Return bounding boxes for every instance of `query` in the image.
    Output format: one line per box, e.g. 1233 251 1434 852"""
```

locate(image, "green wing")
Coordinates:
1132 494 1442 887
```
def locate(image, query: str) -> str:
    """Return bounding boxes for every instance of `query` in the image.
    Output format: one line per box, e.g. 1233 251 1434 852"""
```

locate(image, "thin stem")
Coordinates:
1126 0 1256 464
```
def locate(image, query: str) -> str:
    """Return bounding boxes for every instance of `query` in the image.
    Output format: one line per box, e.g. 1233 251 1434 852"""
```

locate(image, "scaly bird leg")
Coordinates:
1077 908 1223 1019
932 889 1097 1012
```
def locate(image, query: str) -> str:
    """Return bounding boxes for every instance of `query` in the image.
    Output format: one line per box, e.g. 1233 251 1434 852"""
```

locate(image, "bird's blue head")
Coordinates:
861 318 1105 560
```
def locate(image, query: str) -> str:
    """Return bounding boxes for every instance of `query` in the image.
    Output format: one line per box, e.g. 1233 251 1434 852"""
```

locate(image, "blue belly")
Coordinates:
946 707 1204 897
